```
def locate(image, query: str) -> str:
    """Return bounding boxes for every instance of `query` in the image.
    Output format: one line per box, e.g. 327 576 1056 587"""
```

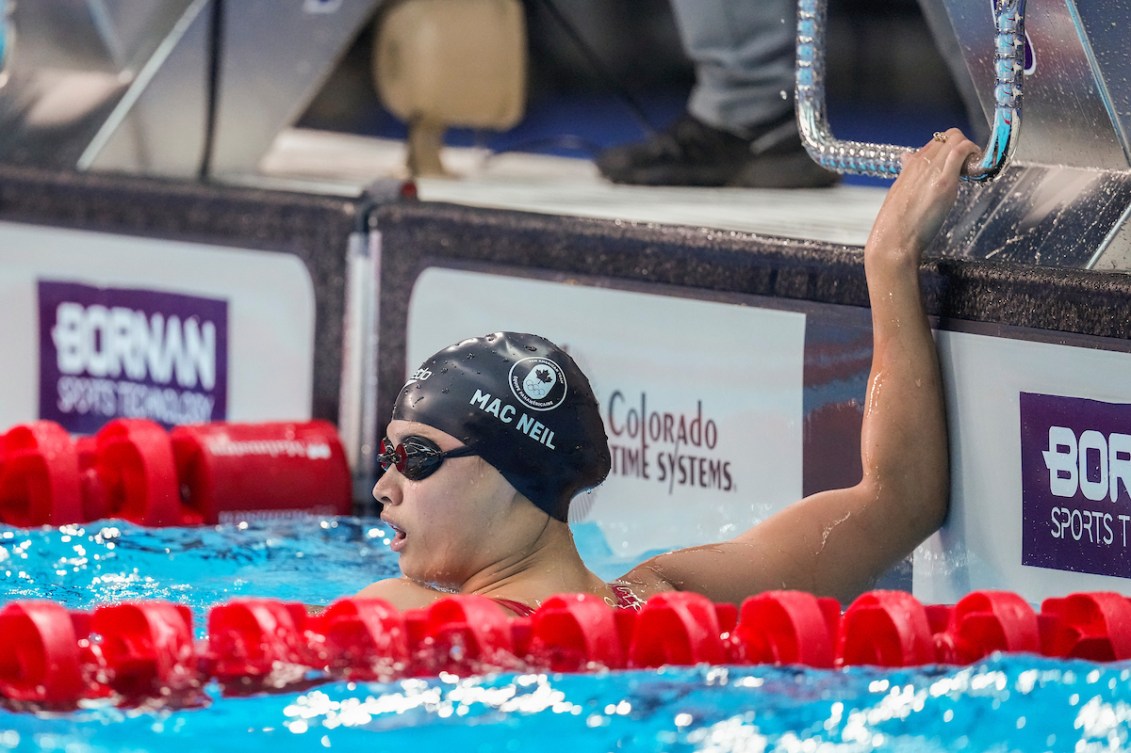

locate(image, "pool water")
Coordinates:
3 518 1131 752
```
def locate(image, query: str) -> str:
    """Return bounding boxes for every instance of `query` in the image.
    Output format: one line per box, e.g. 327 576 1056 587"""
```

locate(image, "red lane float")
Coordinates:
941 590 1040 664
75 434 110 522
319 598 409 680
95 419 182 527
735 590 839 668
629 592 728 668
207 599 312 682
4 588 1128 710
0 601 85 704
172 421 350 525
529 593 625 671
1040 592 1131 661
89 602 199 697
410 595 520 675
0 422 83 526
839 590 936 668
0 419 351 528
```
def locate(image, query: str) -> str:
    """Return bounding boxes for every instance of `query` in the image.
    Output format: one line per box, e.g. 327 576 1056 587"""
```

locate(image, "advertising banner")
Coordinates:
0 220 316 431
37 281 229 433
1020 392 1131 579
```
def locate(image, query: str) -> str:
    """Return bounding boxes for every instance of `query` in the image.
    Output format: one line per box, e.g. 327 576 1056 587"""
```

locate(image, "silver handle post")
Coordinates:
796 0 1026 181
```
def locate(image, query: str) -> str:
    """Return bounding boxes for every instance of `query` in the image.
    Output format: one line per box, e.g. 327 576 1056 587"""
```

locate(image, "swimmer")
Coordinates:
357 128 980 615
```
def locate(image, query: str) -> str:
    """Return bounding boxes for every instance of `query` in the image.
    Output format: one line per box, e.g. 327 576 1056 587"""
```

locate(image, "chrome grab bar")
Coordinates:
796 0 1026 182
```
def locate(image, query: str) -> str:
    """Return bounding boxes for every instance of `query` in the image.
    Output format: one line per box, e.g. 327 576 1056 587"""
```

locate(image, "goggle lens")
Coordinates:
377 436 477 481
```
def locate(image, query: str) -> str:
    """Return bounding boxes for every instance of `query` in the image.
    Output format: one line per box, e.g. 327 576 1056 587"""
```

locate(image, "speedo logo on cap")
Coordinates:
509 357 567 411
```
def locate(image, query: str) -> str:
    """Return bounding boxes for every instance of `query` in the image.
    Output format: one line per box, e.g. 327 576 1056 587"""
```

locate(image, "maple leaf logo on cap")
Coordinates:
523 365 558 400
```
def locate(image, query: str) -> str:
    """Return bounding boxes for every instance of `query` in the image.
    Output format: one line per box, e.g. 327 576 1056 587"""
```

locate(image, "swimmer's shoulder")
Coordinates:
355 577 450 610
613 561 677 601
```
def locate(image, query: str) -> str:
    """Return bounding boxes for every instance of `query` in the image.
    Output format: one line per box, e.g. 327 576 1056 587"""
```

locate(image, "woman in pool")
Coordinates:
358 128 979 615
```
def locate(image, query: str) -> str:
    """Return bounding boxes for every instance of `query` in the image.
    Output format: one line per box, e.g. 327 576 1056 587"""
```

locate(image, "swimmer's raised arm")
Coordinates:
623 128 980 604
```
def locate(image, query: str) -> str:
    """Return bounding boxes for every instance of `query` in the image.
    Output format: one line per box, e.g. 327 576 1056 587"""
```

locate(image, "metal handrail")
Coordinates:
796 0 1026 182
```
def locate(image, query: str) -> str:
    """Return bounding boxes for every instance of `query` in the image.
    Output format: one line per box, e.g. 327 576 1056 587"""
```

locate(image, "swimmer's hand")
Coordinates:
867 128 980 262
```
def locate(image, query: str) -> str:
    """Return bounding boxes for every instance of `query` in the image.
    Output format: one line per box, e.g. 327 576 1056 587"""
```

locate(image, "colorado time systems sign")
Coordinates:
37 280 229 433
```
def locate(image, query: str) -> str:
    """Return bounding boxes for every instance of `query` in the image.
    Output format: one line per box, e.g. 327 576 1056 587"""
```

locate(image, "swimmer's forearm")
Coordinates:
859 239 949 543
852 130 975 548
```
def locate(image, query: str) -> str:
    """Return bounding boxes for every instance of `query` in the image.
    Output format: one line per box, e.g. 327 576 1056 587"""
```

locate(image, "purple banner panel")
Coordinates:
1021 392 1131 579
37 281 229 434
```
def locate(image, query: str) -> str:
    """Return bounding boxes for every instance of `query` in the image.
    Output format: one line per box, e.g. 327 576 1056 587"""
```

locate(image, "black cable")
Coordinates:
532 0 657 137
198 0 224 180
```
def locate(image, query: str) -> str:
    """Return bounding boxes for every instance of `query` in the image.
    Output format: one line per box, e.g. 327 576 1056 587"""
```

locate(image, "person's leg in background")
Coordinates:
596 0 838 188
678 0 795 138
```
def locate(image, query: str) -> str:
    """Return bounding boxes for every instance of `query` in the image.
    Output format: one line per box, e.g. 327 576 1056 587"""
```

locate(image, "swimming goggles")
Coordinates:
377 435 479 481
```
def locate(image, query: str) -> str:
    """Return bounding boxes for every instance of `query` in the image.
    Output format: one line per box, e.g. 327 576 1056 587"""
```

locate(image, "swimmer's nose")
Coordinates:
373 472 399 506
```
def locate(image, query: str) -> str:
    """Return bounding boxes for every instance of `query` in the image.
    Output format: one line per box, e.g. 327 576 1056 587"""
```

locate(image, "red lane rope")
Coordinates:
0 419 352 527
2 588 1129 710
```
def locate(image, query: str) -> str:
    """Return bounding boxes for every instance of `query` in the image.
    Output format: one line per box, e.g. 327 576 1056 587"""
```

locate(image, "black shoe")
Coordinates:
596 112 839 189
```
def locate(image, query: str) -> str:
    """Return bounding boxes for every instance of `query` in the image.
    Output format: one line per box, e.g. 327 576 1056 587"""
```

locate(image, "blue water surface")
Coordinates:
0 517 399 628
3 518 1131 752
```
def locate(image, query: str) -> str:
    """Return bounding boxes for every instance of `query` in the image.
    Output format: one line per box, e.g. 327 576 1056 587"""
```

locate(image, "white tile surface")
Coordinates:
260 128 886 247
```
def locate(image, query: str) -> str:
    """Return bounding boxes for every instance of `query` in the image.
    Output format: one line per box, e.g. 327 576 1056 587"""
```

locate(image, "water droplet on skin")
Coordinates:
819 511 852 553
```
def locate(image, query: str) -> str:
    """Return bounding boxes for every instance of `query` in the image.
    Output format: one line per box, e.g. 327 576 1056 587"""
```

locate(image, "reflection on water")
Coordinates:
2 518 1131 752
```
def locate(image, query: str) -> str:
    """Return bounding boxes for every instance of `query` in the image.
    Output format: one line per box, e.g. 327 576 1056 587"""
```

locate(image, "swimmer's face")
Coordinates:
373 419 524 588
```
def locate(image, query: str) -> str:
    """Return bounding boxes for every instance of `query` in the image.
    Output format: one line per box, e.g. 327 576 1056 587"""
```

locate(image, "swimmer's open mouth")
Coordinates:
383 518 407 550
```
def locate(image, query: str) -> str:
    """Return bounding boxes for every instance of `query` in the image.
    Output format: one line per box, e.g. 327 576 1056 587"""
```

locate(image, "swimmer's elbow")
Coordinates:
914 483 950 540
859 470 949 543
906 477 949 542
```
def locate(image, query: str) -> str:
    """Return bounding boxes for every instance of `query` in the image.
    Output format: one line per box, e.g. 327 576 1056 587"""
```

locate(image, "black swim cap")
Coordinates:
391 332 611 520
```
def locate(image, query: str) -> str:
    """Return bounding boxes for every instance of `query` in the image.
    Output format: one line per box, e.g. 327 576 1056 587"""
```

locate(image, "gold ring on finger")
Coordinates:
933 131 948 143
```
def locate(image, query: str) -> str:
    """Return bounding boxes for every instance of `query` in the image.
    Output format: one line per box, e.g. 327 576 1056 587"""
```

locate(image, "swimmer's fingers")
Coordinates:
871 128 976 255
942 133 982 180
911 128 978 192
901 128 964 173
925 129 978 179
